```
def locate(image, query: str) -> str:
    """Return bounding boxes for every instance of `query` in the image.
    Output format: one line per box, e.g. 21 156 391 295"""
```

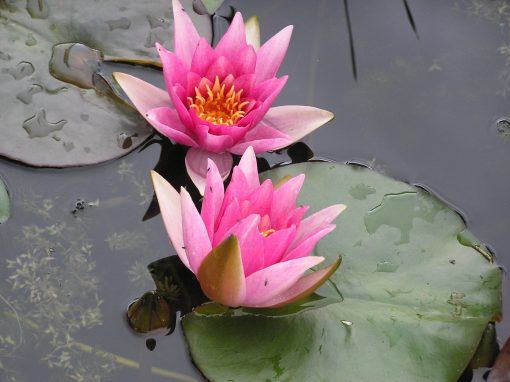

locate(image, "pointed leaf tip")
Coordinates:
198 235 246 307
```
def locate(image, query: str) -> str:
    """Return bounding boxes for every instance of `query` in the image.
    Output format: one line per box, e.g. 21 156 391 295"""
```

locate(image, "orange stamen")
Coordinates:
187 76 249 126
261 229 276 237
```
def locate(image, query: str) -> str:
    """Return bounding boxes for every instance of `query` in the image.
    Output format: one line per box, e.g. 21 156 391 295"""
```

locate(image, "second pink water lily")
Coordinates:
114 0 334 194
151 146 345 308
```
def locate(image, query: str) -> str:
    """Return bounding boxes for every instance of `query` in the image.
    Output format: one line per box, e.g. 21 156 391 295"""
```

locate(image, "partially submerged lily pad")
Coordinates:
0 177 10 224
0 0 213 167
127 291 175 334
183 162 502 381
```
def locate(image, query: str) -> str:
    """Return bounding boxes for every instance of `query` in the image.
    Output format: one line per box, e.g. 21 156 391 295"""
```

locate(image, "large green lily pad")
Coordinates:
182 162 502 381
0 0 212 167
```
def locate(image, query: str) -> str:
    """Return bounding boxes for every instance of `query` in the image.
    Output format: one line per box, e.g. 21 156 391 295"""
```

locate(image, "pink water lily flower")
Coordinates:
151 146 345 308
114 0 334 194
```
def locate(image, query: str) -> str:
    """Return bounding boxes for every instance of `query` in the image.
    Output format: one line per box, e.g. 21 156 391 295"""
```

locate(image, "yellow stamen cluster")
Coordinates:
261 229 276 237
187 76 249 126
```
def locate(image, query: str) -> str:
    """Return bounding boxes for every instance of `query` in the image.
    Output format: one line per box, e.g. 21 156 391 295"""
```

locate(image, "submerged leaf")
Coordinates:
0 177 10 224
127 291 175 334
183 162 502 382
148 255 207 313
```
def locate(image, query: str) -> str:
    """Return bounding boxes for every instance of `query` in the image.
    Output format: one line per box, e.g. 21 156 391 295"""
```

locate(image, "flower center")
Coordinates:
187 76 249 126
261 228 276 237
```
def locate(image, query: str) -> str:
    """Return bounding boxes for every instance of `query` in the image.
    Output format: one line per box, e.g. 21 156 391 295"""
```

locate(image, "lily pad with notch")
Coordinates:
183 162 502 382
0 0 213 167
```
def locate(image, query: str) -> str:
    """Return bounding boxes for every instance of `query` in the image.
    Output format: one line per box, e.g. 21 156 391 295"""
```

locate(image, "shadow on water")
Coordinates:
0 0 509 381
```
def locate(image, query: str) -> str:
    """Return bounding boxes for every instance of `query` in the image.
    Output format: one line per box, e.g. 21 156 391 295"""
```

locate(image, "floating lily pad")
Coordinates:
200 0 225 14
183 163 502 382
0 0 212 167
0 177 10 224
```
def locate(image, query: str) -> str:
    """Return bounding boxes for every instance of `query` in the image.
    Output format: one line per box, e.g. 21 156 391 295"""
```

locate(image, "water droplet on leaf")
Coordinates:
105 17 131 31
26 0 50 19
376 260 399 273
22 109 66 138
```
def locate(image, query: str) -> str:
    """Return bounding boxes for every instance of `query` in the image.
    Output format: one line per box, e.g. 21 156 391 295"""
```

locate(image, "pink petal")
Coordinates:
243 179 273 217
238 76 288 129
206 56 235 82
292 204 346 249
146 107 197 147
252 77 287 101
234 45 257 76
263 106 334 148
270 174 305 228
215 12 247 62
186 72 202 97
172 0 200 67
242 256 324 307
245 15 260 50
190 38 216 76
150 171 189 268
180 187 212 273
282 205 309 229
185 148 232 195
169 84 194 129
214 197 241 243
263 226 296 267
218 166 249 220
220 215 264 276
194 124 235 152
200 119 250 142
156 43 188 89
283 225 336 261
237 146 260 190
229 124 292 155
233 74 255 98
230 138 291 155
196 77 213 93
254 25 293 83
201 159 225 241
113 72 171 115
255 257 342 308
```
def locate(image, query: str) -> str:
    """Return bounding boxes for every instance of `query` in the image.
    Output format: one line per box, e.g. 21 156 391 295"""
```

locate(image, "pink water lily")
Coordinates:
114 0 334 194
151 146 345 308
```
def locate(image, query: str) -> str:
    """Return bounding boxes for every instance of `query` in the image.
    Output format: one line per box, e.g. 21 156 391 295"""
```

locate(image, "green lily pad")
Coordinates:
0 177 9 224
182 162 502 382
0 0 212 167
200 0 225 14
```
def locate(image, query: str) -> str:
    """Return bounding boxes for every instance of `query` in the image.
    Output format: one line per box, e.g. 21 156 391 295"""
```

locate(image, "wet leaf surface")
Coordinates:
0 0 213 167
183 162 502 382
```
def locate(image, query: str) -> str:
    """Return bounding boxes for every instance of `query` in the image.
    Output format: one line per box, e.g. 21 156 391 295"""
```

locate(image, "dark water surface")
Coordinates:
0 0 509 381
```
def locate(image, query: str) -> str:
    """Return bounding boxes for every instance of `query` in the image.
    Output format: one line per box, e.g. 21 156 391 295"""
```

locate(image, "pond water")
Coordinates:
0 0 509 381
